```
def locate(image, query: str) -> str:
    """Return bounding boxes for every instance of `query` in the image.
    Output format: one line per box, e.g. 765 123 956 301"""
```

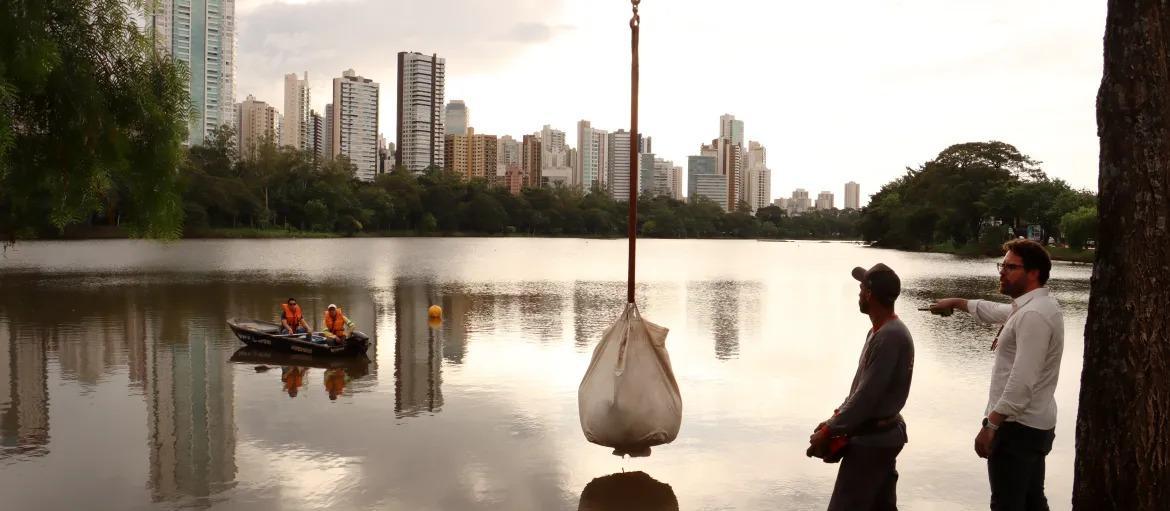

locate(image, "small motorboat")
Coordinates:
227 319 371 356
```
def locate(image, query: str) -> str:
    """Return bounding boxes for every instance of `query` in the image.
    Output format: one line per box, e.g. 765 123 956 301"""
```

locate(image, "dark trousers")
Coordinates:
988 422 1055 511
828 444 903 511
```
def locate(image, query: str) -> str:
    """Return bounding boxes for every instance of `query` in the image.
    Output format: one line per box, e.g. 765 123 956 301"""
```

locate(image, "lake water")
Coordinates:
0 238 1091 510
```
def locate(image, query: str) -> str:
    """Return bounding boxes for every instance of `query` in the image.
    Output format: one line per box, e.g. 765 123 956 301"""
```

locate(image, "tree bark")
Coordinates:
1074 1 1170 509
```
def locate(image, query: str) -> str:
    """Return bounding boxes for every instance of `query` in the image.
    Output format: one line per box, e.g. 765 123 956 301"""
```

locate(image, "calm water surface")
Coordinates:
0 239 1090 510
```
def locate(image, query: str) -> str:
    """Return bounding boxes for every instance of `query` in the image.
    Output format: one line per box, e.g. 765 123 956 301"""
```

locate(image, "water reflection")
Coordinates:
394 279 444 417
687 281 762 360
578 471 679 511
1 322 49 459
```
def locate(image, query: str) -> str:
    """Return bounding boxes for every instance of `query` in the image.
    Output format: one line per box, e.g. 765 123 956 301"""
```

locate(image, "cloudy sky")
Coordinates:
235 0 1106 205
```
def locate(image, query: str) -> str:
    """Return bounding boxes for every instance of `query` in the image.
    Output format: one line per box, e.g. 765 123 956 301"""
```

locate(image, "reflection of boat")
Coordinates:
227 319 371 356
228 347 371 379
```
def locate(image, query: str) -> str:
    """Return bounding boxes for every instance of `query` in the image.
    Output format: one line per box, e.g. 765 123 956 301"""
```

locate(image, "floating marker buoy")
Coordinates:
428 305 443 320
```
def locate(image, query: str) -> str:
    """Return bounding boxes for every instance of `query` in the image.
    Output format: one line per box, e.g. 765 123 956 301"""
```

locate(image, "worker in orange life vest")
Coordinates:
323 303 354 345
280 298 310 335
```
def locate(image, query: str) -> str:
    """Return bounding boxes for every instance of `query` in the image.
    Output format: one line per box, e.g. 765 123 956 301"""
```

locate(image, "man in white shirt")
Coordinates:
931 239 1064 511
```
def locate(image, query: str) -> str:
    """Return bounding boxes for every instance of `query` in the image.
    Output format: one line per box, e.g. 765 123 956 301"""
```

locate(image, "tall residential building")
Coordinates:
521 134 542 189
649 158 679 199
309 110 325 160
323 103 334 162
640 153 656 195
790 189 812 215
540 125 571 187
234 95 276 161
719 114 744 146
443 128 498 181
688 155 728 210
607 130 633 201
146 0 237 146
816 191 836 210
497 135 521 175
331 69 380 181
445 100 468 136
576 120 610 191
845 181 861 209
281 72 310 150
745 141 771 213
397 52 446 172
713 138 745 210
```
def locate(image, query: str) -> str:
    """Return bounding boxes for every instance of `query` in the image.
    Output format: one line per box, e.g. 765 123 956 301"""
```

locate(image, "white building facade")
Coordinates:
331 69 380 181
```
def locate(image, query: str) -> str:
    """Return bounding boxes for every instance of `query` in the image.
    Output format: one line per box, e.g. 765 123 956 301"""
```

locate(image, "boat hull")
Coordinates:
227 319 371 357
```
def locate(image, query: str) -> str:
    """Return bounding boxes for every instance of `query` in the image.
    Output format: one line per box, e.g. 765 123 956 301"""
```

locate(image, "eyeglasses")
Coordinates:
996 263 1025 274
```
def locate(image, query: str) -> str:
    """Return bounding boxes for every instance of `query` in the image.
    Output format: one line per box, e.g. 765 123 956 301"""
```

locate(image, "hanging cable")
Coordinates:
627 0 641 304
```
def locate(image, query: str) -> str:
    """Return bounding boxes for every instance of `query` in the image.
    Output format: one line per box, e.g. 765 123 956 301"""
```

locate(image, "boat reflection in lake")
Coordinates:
228 348 372 400
578 471 679 511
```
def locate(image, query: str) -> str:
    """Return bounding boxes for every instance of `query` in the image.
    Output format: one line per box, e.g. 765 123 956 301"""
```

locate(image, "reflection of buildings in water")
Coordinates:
0 321 50 458
687 281 762 361
573 282 626 350
394 281 443 416
145 317 237 502
440 291 469 364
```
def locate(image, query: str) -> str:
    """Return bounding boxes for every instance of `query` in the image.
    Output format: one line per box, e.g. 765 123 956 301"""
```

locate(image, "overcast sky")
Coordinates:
235 0 1106 206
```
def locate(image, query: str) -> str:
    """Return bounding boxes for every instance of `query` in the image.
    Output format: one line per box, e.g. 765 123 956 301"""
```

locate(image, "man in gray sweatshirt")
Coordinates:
808 263 916 511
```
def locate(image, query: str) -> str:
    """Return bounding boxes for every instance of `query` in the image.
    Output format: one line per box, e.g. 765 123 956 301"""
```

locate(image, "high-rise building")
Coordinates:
443 128 498 181
790 189 812 215
497 135 520 176
234 95 277 161
397 52 446 172
323 103 334 162
640 153 656 195
576 120 610 191
281 72 310 150
649 158 679 199
146 0 237 146
688 155 728 210
745 141 771 213
521 134 542 189
503 163 524 195
540 125 571 188
845 181 861 209
607 130 633 201
445 100 468 136
719 114 744 146
307 110 324 163
331 69 380 181
816 191 836 210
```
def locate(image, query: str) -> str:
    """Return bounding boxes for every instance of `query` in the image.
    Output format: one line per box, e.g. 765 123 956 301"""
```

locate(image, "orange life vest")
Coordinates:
281 303 303 328
324 308 348 336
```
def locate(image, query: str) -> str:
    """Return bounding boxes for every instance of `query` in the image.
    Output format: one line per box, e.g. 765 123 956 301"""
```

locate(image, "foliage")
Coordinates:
1060 206 1098 250
171 143 862 240
0 0 189 240
860 141 1096 250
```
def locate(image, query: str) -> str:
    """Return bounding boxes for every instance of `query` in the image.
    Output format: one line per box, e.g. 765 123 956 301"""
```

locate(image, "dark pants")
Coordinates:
988 422 1055 511
828 444 903 511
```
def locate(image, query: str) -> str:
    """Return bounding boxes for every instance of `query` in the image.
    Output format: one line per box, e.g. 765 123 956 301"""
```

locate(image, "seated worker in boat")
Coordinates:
323 303 355 345
280 298 310 335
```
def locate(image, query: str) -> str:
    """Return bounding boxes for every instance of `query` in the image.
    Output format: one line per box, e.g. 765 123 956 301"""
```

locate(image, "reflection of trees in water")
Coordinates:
687 281 763 361
578 471 679 511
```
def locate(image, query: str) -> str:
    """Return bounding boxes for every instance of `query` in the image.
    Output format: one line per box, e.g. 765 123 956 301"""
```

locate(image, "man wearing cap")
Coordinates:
808 263 915 511
323 304 354 345
930 239 1064 510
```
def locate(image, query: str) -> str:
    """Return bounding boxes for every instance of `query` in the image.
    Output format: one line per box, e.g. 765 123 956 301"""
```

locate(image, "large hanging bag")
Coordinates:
578 0 682 456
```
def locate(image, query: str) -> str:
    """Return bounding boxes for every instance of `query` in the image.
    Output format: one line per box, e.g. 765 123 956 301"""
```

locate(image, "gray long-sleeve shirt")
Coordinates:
826 317 915 447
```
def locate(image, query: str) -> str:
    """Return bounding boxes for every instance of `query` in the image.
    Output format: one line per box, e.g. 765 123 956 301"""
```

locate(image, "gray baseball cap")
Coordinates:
851 263 901 302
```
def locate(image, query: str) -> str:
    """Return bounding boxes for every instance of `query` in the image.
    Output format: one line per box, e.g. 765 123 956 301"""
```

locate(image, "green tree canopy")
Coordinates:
1 0 190 240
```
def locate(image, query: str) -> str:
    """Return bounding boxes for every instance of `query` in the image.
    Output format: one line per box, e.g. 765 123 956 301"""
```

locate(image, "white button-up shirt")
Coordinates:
966 287 1065 430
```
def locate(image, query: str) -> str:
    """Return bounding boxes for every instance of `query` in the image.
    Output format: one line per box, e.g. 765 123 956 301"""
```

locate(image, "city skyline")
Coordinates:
231 0 1103 205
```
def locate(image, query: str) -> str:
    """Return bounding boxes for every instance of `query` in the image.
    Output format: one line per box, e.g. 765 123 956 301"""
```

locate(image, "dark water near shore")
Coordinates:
0 239 1090 510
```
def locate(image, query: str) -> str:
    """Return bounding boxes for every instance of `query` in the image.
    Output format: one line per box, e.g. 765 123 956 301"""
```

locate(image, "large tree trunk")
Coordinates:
1074 1 1170 509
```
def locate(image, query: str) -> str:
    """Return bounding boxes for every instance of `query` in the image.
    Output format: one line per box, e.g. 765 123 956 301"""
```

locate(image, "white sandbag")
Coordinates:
578 303 682 452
